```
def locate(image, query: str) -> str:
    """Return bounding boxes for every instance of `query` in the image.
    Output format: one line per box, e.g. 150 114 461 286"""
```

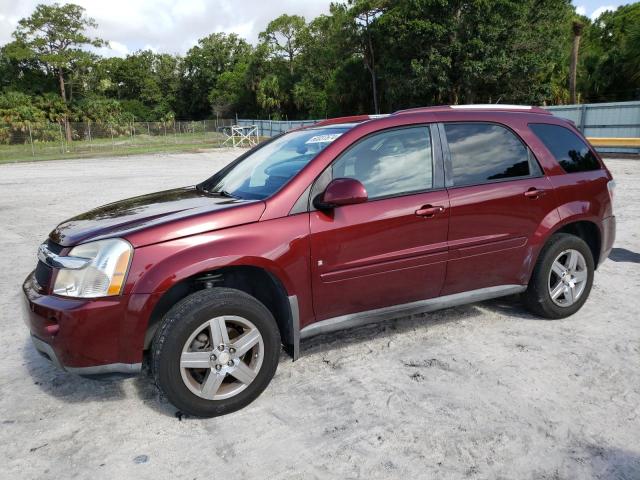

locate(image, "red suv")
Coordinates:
23 105 616 417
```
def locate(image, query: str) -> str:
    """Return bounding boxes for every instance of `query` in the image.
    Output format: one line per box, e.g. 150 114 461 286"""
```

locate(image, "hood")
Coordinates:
50 187 265 247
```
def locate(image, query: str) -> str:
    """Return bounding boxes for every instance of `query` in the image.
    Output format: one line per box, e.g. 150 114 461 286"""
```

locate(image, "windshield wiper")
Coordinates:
197 183 238 198
215 189 239 199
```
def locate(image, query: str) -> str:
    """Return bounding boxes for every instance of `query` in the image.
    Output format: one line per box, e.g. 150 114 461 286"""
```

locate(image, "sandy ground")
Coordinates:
0 150 639 480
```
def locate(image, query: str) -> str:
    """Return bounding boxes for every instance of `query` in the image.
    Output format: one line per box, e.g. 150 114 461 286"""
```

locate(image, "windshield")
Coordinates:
204 127 348 200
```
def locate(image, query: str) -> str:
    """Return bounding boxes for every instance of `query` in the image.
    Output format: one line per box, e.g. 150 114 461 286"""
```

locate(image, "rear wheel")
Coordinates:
152 288 281 417
522 233 595 319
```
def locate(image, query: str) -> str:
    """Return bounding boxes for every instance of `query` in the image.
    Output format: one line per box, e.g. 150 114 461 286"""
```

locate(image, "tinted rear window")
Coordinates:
529 123 600 173
444 123 531 187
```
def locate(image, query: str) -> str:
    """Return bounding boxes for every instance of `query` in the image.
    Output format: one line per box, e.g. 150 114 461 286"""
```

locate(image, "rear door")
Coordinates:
440 122 558 295
308 125 449 321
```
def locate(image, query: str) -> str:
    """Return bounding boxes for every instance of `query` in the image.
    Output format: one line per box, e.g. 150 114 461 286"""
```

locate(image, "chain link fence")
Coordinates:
0 119 235 162
4 102 638 163
237 119 319 137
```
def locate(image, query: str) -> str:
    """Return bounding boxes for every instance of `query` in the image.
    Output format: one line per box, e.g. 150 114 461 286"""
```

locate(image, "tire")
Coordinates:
522 233 595 319
152 288 281 417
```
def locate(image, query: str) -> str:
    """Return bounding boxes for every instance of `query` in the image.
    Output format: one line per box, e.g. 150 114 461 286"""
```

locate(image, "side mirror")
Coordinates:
314 178 368 209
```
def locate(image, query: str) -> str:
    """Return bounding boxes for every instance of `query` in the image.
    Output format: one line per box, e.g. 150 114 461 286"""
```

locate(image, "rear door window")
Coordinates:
529 123 600 173
443 123 533 187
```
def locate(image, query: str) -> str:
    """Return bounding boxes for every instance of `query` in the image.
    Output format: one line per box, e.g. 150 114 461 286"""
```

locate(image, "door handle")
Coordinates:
415 205 445 217
524 188 546 199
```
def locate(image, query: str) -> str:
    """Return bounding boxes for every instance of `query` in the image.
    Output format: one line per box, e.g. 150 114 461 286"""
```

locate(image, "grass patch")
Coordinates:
0 132 244 164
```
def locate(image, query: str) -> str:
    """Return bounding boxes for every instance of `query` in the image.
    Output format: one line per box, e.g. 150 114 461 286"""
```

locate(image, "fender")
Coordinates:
118 214 314 364
521 165 612 284
519 206 563 284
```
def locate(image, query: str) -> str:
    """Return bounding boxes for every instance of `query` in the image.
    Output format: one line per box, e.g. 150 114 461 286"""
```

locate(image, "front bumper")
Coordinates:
23 272 142 376
30 335 140 376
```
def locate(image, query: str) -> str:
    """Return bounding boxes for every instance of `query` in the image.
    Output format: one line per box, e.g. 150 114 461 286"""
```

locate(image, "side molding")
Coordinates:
300 284 526 340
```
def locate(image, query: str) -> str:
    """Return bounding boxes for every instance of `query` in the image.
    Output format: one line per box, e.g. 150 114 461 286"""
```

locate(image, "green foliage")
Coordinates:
579 3 640 101
75 97 134 123
257 74 288 118
6 2 104 103
0 91 47 125
0 91 67 143
375 0 575 107
1 0 638 130
208 61 252 117
0 43 57 94
259 14 307 73
179 33 252 119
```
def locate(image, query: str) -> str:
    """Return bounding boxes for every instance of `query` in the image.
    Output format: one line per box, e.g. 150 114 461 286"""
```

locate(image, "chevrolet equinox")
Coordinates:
23 105 616 417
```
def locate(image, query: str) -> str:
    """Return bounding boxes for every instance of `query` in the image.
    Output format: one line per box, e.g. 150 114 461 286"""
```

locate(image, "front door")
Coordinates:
309 125 450 321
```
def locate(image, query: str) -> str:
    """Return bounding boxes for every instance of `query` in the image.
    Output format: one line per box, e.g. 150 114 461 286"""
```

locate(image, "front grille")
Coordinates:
34 240 64 291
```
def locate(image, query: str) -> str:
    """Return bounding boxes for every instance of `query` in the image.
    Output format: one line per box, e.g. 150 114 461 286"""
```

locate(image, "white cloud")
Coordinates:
0 0 334 55
141 44 158 54
575 5 587 16
590 5 615 20
92 40 130 58
0 0 37 46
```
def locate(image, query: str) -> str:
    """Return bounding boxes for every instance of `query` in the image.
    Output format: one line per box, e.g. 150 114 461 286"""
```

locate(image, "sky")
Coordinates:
0 0 632 58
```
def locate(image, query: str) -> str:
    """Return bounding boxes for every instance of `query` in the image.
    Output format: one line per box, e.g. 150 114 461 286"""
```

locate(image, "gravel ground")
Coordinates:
0 151 639 480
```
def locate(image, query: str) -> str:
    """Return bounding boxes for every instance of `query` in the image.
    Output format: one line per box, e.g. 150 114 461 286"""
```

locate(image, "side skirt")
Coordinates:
295 285 527 351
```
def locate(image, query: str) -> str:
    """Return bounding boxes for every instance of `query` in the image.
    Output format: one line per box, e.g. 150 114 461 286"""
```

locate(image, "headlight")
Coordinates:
53 239 132 298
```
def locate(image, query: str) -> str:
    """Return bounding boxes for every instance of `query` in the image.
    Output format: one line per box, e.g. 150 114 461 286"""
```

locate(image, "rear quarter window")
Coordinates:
529 123 600 173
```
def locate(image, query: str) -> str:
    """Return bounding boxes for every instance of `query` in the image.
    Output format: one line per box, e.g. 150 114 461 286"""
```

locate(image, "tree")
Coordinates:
7 3 104 140
180 33 252 119
93 51 181 119
579 3 640 102
257 74 288 118
292 4 365 117
1 0 638 127
569 21 584 104
72 97 132 124
374 0 573 108
0 43 57 95
349 0 386 113
209 61 251 118
259 14 307 75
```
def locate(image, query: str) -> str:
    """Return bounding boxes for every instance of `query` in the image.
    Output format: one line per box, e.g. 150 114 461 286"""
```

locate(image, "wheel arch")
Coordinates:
142 265 299 360
551 220 601 267
532 217 602 278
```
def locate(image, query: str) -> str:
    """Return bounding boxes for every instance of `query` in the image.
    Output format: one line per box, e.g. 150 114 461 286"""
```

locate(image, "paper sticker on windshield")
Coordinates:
305 133 342 144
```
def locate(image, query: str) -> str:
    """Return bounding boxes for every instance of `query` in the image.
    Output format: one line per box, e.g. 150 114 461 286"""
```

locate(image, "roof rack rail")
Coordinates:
393 104 552 115
312 115 374 127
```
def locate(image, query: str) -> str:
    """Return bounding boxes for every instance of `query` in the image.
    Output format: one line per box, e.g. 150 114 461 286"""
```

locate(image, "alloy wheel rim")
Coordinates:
180 315 264 400
548 249 588 307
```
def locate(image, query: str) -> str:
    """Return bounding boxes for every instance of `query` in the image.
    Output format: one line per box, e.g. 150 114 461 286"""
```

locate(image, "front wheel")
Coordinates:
152 288 281 417
522 233 595 319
